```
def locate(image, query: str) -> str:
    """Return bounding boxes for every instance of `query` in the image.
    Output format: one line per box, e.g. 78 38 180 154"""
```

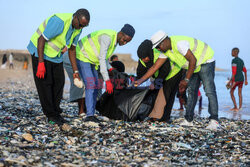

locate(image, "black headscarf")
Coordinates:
136 40 171 80
137 39 154 68
111 61 125 72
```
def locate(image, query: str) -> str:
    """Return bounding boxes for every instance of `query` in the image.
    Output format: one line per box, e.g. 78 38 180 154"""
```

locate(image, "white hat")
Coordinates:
151 30 168 49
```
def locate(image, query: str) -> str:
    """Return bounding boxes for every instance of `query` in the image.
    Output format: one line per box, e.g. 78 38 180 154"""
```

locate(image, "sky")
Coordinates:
0 0 249 70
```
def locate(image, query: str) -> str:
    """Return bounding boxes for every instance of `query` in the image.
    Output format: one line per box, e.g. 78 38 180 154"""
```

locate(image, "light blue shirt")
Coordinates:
27 15 81 63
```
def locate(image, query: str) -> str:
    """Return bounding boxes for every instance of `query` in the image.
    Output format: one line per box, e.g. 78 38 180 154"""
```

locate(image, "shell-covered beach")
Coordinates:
0 66 249 166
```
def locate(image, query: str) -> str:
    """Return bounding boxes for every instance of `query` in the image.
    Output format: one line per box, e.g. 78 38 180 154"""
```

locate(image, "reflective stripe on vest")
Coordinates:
31 13 81 58
36 21 61 52
170 62 176 71
181 38 209 69
87 34 99 56
139 56 180 80
78 39 90 59
197 42 208 66
78 34 100 64
139 58 146 67
77 30 117 65
154 49 181 80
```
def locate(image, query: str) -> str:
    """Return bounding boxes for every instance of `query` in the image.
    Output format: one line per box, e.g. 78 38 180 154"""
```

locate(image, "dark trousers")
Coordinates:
160 69 184 121
31 55 65 117
185 61 218 122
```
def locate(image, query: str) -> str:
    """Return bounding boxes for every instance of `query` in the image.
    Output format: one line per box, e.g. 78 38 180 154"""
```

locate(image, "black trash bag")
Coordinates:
96 70 159 121
96 88 158 121
109 69 130 90
136 89 159 121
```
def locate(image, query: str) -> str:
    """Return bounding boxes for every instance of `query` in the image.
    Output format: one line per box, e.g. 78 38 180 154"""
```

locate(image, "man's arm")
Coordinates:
136 58 167 85
157 58 171 80
98 34 112 81
37 36 46 62
178 49 196 93
243 66 248 85
35 16 65 79
183 49 196 80
68 45 80 79
35 35 47 78
39 15 64 62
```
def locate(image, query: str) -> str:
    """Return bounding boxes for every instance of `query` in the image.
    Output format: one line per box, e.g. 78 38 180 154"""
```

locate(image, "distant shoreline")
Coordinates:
215 68 228 72
0 49 230 72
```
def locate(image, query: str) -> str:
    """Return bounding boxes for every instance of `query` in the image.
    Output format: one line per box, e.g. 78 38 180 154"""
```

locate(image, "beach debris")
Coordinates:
22 133 33 142
61 123 72 132
0 80 249 166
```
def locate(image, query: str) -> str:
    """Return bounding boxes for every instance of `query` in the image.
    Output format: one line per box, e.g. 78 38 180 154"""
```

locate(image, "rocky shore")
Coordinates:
0 71 249 166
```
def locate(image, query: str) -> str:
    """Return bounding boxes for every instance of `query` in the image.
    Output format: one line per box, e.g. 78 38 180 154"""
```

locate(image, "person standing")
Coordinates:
1 54 7 69
9 53 14 69
76 24 135 123
135 30 219 130
229 47 248 111
198 85 202 114
23 56 29 70
176 70 187 111
27 9 90 126
63 51 85 116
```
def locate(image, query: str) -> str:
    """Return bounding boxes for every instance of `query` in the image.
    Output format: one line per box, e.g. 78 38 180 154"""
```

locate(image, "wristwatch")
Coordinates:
184 78 189 83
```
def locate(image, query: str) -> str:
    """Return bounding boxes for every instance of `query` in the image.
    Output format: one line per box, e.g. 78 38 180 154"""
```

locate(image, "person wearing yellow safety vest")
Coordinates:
135 31 219 130
27 9 90 126
76 24 135 123
136 40 183 123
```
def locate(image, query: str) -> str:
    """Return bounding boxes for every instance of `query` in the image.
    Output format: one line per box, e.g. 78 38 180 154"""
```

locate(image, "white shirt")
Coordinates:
9 54 13 63
98 34 115 81
159 40 214 63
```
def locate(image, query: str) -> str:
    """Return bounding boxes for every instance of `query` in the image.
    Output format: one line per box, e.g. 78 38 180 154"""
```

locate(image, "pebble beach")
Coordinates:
0 67 249 166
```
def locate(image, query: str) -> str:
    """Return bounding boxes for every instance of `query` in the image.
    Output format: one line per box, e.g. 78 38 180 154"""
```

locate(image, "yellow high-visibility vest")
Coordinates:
76 29 117 67
30 13 81 58
139 49 181 80
164 36 214 73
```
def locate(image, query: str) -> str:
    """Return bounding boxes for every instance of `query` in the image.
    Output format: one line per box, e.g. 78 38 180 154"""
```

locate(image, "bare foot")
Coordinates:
230 108 238 111
78 110 84 115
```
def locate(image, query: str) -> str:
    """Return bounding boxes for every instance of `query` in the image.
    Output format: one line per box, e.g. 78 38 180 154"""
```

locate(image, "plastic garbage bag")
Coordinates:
96 70 158 121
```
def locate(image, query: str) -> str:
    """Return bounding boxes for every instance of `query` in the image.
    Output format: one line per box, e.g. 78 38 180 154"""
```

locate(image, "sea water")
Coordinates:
172 71 250 120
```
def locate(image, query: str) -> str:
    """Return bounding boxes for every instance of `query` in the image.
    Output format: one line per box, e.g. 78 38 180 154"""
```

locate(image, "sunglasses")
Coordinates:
77 16 88 28
156 41 164 49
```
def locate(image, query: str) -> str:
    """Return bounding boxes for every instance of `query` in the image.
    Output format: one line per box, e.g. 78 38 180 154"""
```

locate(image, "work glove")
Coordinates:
73 72 83 88
105 80 113 94
108 68 115 72
36 62 46 79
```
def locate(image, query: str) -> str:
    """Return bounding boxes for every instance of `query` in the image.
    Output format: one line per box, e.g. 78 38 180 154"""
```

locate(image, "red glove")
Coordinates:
36 62 46 79
108 68 114 72
105 80 113 94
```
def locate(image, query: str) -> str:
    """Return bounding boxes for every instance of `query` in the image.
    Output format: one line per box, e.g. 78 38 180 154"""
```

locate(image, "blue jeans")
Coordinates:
185 61 218 122
77 60 99 117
